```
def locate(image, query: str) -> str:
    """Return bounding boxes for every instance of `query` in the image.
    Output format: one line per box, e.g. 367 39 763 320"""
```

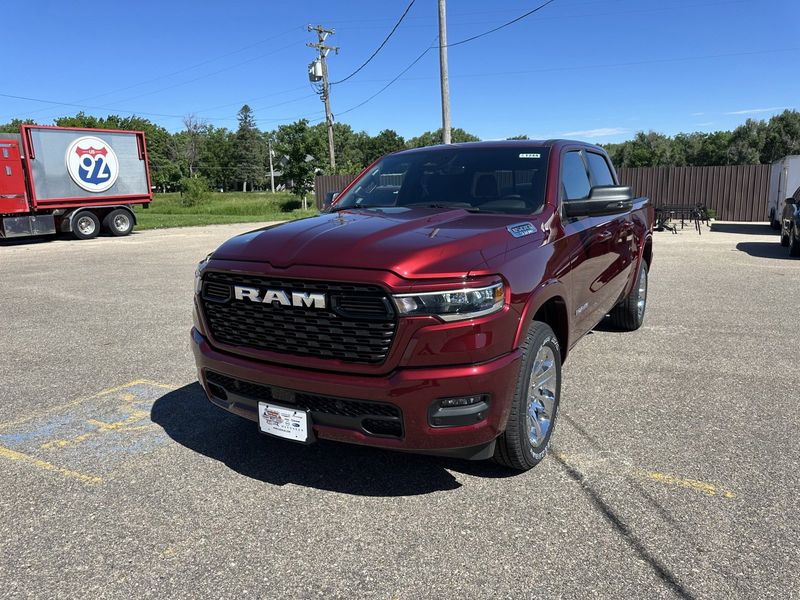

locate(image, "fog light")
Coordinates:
429 394 491 428
440 395 484 408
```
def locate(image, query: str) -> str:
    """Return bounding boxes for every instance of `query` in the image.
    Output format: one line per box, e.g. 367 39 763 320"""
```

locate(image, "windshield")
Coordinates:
334 147 551 214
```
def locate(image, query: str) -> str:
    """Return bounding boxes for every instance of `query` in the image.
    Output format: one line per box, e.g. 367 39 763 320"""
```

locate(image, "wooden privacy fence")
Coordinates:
315 164 772 221
616 165 770 222
314 175 357 208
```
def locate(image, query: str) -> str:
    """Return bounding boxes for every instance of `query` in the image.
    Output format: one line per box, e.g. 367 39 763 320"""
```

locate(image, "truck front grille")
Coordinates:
200 272 397 364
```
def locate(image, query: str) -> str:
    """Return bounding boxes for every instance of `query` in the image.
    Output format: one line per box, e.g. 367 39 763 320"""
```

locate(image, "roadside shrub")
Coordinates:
280 199 302 212
179 176 210 207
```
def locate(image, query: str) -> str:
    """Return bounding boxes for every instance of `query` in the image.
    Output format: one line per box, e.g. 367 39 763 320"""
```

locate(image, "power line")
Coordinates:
92 40 306 108
0 92 187 120
335 38 437 119
443 0 559 48
7 45 797 127
330 0 416 86
64 26 306 106
7 26 305 122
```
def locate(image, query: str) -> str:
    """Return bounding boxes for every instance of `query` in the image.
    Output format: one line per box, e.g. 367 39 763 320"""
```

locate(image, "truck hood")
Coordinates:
211 207 544 279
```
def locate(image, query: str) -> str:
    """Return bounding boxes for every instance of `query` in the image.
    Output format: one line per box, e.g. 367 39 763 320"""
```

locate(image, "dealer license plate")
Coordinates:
258 402 310 442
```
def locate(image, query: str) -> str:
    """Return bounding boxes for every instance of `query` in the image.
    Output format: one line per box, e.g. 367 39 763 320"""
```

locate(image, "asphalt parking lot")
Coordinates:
1 221 798 599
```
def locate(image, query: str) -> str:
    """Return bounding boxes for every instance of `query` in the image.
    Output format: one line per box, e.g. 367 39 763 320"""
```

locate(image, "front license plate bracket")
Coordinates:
257 402 315 444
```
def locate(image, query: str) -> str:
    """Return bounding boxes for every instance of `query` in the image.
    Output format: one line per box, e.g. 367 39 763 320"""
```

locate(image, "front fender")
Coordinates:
512 278 570 356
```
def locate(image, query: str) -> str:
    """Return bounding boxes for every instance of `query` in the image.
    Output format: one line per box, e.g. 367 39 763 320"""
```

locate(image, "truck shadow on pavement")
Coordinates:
554 413 698 600
710 222 774 235
735 241 795 260
151 383 516 496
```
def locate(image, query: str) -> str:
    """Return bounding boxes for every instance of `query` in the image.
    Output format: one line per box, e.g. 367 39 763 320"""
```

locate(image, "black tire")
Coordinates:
494 321 562 471
609 260 648 331
790 225 800 258
780 224 790 247
102 209 134 237
72 210 100 240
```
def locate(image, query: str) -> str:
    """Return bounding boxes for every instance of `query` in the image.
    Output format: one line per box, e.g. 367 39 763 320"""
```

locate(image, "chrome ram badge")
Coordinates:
233 286 326 309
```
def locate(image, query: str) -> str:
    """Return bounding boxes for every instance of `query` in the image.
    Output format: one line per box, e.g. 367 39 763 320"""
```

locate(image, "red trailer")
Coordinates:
0 124 152 239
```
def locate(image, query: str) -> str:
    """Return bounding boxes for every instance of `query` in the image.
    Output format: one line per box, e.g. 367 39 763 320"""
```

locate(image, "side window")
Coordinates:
586 152 615 186
561 151 590 201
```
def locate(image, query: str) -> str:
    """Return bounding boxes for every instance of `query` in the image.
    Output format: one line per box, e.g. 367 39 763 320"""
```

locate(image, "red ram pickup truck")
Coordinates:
192 140 653 470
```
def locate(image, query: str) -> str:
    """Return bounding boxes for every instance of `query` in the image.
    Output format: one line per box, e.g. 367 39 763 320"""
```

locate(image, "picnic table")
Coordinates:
655 204 710 235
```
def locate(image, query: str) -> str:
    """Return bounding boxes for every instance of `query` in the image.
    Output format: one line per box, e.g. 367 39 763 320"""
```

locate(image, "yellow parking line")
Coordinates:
0 444 102 485
640 470 735 499
555 452 735 499
0 379 176 429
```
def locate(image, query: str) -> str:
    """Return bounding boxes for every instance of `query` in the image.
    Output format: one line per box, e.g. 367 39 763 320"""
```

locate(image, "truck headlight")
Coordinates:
392 282 505 321
195 253 212 294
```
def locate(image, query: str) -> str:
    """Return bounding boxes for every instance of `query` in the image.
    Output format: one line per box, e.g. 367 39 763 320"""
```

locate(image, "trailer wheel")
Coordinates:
72 211 100 240
103 209 134 237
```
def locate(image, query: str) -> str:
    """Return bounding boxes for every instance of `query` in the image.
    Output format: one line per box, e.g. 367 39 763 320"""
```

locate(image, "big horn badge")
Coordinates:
65 136 120 193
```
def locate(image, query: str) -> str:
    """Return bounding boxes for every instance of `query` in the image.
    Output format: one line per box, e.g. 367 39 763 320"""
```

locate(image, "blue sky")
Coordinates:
2 0 798 143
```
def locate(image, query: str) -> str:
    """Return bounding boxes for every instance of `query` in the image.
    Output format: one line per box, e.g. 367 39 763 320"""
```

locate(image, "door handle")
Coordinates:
597 230 613 242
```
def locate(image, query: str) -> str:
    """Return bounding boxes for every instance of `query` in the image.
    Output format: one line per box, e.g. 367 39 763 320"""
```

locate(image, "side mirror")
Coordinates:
321 191 339 213
563 185 634 218
786 197 796 205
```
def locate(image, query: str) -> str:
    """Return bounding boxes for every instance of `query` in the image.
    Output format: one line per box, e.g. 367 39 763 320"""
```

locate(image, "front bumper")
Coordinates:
191 328 522 459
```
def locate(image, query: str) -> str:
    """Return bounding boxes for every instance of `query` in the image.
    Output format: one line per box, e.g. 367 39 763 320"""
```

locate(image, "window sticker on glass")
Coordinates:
519 153 541 159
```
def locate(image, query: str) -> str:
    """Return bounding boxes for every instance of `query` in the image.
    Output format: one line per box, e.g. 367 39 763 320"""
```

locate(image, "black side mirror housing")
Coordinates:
321 191 340 213
786 197 796 205
563 186 634 218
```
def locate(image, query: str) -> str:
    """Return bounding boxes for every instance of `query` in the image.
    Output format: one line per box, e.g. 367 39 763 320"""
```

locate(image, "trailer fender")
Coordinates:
57 205 136 232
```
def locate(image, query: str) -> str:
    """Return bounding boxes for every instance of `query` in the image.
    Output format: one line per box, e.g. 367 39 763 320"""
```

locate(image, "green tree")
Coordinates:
407 127 480 148
723 121 764 165
308 122 371 175
0 118 36 133
761 109 800 163
611 131 675 167
275 119 316 204
199 126 235 191
506 134 530 140
233 105 264 192
671 131 732 166
366 129 406 163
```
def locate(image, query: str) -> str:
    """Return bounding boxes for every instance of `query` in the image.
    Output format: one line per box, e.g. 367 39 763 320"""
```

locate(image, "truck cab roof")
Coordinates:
390 139 609 157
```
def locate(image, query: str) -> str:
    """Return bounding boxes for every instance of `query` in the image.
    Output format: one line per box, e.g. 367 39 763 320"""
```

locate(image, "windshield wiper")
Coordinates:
406 203 484 212
329 204 394 212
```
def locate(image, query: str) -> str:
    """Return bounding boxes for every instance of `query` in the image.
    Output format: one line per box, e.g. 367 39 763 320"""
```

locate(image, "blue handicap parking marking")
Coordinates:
0 380 176 478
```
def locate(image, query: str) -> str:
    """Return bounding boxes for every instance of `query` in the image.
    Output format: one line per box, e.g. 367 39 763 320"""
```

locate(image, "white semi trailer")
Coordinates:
768 155 800 229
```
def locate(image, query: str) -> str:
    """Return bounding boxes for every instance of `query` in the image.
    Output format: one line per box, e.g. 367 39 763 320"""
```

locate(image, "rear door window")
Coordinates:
586 152 615 186
561 151 591 201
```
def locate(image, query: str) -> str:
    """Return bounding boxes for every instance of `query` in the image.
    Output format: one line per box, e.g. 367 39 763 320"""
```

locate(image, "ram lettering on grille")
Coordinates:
233 286 326 309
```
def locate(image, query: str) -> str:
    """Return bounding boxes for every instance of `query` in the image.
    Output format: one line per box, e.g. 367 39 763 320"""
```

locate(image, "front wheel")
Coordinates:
494 321 561 471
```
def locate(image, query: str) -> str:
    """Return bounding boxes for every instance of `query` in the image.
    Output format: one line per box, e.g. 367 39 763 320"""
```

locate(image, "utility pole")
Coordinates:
307 25 338 171
438 0 451 145
268 137 275 193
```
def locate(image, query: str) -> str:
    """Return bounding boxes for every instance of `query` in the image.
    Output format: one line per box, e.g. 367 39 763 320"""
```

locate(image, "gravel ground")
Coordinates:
0 221 798 599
